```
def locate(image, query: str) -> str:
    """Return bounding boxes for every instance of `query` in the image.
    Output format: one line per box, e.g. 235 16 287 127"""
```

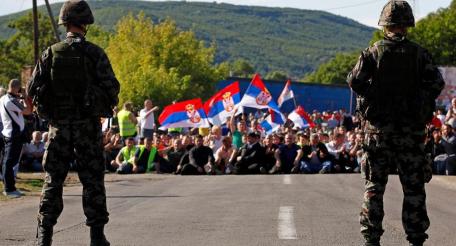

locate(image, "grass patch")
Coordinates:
1 175 44 201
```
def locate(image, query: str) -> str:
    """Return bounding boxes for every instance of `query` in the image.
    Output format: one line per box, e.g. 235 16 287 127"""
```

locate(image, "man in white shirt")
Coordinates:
0 79 32 198
139 99 159 140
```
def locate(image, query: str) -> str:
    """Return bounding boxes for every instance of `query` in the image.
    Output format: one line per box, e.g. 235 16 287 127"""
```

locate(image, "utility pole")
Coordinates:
45 0 61 42
32 0 39 65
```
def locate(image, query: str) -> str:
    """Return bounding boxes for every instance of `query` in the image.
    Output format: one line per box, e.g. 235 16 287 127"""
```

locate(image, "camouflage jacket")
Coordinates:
27 32 120 120
347 37 445 130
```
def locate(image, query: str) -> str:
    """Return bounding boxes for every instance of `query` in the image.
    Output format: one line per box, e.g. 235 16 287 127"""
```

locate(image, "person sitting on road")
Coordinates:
103 130 123 172
206 125 223 152
111 137 138 174
261 135 279 174
270 133 301 174
348 132 365 173
131 137 158 174
180 135 215 175
299 133 333 174
213 136 234 174
326 132 350 173
160 138 186 173
21 131 45 172
231 132 265 174
175 135 196 174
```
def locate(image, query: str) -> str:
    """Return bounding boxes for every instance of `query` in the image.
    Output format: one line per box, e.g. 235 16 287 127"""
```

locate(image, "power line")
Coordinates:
323 0 384 11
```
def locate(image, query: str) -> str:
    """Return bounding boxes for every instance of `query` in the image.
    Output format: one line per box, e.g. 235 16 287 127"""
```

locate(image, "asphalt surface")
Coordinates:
1 174 456 246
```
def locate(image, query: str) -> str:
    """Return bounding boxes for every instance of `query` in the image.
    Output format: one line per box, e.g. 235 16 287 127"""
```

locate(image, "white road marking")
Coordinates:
283 175 292 185
278 206 297 240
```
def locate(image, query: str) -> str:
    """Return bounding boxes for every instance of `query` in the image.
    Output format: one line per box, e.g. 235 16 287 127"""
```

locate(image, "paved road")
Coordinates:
1 174 456 246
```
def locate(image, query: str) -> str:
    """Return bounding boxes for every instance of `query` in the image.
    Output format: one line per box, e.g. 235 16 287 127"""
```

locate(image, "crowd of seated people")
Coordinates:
16 97 456 178
98 99 373 176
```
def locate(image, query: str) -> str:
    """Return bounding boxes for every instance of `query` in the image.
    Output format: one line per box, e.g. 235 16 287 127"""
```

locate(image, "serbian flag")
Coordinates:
288 106 315 129
204 81 241 126
238 74 282 115
159 98 210 130
277 80 296 113
260 109 285 134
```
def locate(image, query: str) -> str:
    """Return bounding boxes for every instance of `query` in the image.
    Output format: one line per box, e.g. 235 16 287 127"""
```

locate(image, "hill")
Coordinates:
0 0 375 77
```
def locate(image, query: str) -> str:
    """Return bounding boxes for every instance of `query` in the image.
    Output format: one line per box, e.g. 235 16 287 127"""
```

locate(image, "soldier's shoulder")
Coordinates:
404 39 427 52
84 41 108 59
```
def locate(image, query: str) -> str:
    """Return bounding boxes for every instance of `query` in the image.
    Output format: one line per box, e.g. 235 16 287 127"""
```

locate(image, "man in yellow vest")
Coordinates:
132 137 158 173
111 137 137 174
117 102 137 140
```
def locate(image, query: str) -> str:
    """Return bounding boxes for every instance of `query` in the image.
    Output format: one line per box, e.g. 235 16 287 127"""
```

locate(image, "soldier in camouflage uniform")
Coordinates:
347 1 444 246
27 1 120 245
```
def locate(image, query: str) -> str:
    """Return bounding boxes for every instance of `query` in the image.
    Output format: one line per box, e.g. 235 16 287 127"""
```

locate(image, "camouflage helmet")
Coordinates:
378 0 415 27
58 0 94 26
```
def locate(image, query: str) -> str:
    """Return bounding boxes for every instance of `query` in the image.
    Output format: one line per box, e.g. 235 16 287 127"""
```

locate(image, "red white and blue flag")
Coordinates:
238 74 282 115
277 79 295 113
204 81 241 126
260 109 285 134
288 106 315 129
159 98 210 130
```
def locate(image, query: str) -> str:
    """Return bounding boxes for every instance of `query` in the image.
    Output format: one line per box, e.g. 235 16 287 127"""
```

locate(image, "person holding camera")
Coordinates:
0 79 33 198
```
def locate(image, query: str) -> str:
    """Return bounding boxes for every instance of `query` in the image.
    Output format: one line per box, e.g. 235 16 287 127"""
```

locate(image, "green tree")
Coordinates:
86 25 111 49
231 59 254 78
265 71 288 81
369 1 456 66
302 52 359 85
408 3 456 65
0 12 57 85
106 13 226 107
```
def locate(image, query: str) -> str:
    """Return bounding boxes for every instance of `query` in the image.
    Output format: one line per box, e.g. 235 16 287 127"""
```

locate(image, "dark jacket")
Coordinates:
238 142 265 165
301 143 333 163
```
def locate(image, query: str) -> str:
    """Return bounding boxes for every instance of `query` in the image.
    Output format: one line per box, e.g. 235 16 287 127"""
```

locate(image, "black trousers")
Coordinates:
2 136 22 192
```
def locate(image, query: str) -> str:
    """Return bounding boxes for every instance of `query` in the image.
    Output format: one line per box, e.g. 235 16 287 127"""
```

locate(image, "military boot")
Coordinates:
90 226 110 246
36 225 53 246
364 239 380 246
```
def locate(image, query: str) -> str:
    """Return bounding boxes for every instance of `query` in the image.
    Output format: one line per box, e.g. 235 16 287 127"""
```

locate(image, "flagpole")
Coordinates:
290 79 298 109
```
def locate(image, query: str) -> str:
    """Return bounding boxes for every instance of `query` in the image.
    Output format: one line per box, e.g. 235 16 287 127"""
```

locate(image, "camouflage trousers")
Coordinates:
37 118 109 228
360 129 431 244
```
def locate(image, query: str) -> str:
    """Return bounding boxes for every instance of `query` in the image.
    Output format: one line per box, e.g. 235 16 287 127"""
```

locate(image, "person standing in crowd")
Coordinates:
229 112 248 149
347 1 444 245
118 102 137 141
27 1 120 245
139 99 159 140
0 79 32 198
440 124 456 175
102 106 119 133
445 98 456 122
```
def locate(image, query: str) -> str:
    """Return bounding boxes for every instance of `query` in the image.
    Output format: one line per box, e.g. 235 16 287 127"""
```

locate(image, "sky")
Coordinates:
0 0 452 27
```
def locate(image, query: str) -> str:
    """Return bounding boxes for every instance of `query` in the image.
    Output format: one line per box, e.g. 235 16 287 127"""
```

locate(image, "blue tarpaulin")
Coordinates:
217 77 354 113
